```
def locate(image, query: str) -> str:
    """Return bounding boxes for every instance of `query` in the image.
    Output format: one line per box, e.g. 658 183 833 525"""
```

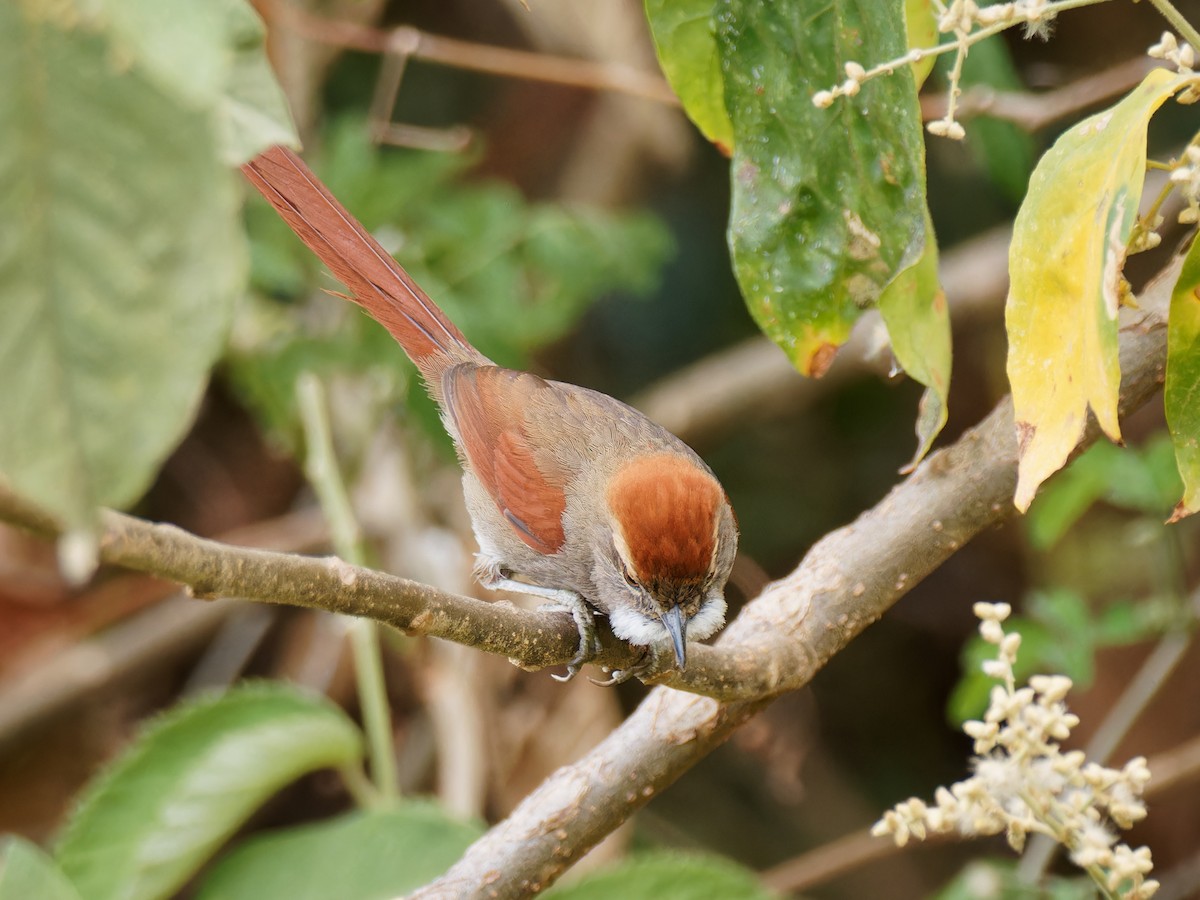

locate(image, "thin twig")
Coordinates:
760 829 951 893
1146 0 1200 52
264 1 679 106
920 56 1156 131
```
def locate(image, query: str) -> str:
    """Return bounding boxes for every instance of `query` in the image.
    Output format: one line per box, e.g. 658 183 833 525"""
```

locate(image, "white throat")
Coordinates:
607 594 727 648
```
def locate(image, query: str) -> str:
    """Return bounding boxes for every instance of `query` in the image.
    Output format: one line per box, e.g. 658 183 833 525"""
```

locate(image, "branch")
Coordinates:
404 251 1180 896
0 487 632 675
264 1 679 106
0 248 1180 897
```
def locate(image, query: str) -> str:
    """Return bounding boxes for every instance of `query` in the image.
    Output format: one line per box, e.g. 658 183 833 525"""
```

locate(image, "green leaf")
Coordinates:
1093 598 1163 644
196 805 481 900
904 0 938 88
645 0 734 149
1025 444 1116 550
1102 439 1181 515
935 860 1096 900
320 124 672 365
73 0 229 107
1028 436 1184 547
210 0 298 165
0 7 245 530
546 852 777 900
51 0 296 163
0 837 81 900
878 214 950 468
55 683 363 900
1007 68 1197 511
1166 231 1200 521
716 0 927 376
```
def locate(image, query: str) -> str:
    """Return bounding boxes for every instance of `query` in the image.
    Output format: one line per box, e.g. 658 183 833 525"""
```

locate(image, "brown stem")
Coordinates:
920 56 1155 132
263 1 679 105
0 487 637 674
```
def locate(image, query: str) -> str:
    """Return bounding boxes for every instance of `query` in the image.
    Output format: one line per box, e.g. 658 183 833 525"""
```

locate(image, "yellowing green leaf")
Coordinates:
716 0 927 376
1006 67 1197 511
645 0 733 150
878 215 950 470
904 0 938 88
1166 233 1200 522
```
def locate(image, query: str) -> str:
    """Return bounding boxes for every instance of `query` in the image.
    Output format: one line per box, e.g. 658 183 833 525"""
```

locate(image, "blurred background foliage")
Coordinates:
2 0 1199 898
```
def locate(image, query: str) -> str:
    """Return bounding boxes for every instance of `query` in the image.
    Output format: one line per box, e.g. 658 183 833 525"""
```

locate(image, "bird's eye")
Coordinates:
621 566 638 588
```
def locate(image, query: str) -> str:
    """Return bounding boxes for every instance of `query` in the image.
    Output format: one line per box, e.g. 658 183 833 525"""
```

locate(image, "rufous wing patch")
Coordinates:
607 454 720 581
444 366 567 554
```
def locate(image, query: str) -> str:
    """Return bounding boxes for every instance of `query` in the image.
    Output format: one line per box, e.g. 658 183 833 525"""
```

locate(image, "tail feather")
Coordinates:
242 145 477 368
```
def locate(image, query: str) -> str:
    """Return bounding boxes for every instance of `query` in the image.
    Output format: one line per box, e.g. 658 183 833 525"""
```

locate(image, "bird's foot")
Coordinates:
481 576 598 682
589 645 654 687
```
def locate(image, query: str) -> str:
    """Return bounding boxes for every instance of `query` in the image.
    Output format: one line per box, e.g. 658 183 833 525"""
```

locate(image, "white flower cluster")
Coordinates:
812 0 1059 141
1149 32 1196 74
872 602 1159 899
1148 32 1200 106
1170 143 1200 225
936 0 1053 32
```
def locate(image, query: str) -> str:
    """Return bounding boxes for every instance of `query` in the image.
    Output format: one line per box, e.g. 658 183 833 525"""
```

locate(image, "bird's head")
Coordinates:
596 453 738 668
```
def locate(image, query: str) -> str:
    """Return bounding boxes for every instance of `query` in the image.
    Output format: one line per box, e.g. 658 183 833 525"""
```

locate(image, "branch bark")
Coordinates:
0 490 635 675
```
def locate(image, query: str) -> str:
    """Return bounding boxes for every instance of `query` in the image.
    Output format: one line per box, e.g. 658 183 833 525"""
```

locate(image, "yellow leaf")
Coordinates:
904 0 938 89
1006 67 1197 512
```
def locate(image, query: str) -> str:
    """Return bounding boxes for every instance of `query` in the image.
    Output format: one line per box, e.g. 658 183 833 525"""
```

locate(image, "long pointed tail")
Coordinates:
242 145 480 370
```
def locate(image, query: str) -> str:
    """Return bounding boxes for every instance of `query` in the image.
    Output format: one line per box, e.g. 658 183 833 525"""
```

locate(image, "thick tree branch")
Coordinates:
0 491 635 675
405 254 1179 897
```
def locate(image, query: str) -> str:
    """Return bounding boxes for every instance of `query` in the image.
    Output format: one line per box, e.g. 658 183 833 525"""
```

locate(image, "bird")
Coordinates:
242 146 738 680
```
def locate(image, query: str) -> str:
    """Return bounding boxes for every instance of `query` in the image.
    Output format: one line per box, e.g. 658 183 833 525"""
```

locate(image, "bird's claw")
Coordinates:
480 576 599 682
542 592 599 683
589 645 654 687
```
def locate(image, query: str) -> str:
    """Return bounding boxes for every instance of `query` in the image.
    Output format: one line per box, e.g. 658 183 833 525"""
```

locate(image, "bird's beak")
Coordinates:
660 605 688 669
